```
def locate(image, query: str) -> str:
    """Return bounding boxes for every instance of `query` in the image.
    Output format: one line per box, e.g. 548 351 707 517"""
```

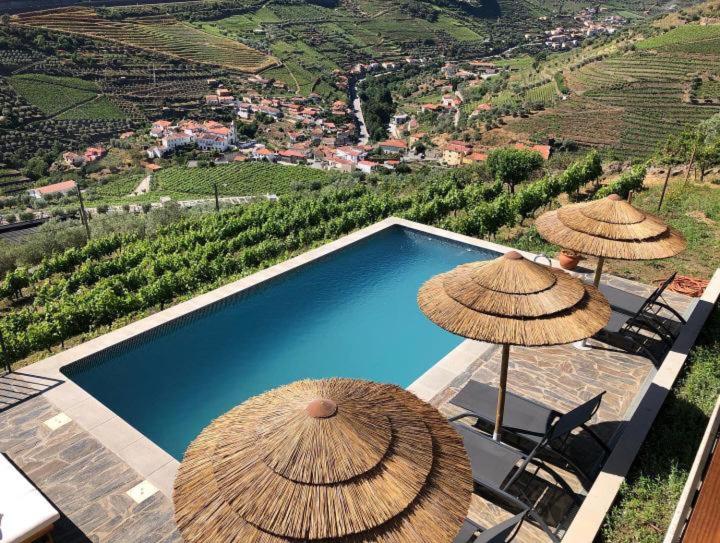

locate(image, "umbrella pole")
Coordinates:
493 344 510 441
593 256 606 288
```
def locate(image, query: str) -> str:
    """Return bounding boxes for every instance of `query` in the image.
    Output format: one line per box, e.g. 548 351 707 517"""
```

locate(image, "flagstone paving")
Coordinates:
0 278 695 543
0 396 181 543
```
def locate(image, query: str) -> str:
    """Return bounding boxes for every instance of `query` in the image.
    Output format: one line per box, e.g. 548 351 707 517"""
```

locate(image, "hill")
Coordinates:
438 3 720 159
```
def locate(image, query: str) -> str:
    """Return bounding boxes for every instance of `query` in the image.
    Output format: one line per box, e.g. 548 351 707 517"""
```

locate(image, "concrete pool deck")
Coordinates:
0 217 717 542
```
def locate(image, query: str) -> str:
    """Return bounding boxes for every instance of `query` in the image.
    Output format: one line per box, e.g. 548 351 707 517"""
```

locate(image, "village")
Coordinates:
34 49 585 206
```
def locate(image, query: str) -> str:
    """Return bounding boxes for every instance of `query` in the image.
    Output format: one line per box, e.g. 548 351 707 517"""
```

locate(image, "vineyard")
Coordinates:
637 24 720 54
14 8 276 73
0 20 235 164
7 75 99 116
506 41 720 158
0 151 614 364
152 162 331 197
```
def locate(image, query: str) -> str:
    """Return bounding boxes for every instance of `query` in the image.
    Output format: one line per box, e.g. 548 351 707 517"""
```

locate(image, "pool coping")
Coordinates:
17 216 717 535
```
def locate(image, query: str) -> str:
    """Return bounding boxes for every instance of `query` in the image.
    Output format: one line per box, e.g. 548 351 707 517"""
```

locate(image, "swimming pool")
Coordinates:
63 225 498 459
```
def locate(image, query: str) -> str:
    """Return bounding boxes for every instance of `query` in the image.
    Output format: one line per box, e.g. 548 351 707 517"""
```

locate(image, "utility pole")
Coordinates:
213 182 220 212
76 185 91 242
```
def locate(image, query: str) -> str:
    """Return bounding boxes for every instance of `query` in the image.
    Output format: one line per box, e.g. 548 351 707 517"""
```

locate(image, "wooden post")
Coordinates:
658 167 672 211
593 256 605 288
76 185 91 242
493 344 510 441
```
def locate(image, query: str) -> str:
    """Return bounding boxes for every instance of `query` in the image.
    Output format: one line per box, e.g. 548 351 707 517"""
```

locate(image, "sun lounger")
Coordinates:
452 422 580 543
450 381 609 484
598 273 687 362
0 453 59 543
599 272 685 323
454 511 527 543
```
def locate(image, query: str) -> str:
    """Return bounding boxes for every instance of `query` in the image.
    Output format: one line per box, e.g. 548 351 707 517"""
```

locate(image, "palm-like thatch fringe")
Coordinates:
417 251 610 346
535 195 686 260
174 379 472 543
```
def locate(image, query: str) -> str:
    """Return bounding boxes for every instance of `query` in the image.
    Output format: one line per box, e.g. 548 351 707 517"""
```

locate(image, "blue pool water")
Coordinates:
64 226 497 459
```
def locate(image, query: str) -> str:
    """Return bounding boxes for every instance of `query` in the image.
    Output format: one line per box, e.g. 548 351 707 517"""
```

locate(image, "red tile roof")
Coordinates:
35 180 76 195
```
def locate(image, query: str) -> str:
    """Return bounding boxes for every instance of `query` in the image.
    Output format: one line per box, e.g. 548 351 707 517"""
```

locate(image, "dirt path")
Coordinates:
131 174 151 196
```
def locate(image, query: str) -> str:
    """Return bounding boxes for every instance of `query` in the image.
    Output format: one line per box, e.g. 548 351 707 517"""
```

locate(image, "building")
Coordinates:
464 152 488 164
237 103 253 119
327 156 355 172
84 146 105 162
150 120 173 138
378 139 408 154
514 143 552 160
443 141 473 166
28 179 76 199
62 152 85 167
336 146 367 164
162 132 194 151
277 149 307 165
253 147 277 161
357 160 380 174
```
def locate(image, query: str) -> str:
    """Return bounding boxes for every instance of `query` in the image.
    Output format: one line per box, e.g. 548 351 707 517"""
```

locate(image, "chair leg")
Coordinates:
480 484 561 543
548 446 593 487
527 458 582 506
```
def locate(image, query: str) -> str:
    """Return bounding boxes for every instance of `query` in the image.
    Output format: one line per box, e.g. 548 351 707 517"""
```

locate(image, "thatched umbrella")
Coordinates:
418 251 610 440
535 194 687 288
174 378 473 543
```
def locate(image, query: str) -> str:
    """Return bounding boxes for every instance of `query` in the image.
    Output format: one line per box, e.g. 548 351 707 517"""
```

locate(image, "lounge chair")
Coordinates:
598 273 686 358
450 381 609 484
454 511 527 543
452 422 579 543
0 453 59 543
599 272 685 324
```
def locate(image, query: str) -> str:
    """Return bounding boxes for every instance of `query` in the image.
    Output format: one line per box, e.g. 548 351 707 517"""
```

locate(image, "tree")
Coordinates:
23 156 49 180
486 147 544 193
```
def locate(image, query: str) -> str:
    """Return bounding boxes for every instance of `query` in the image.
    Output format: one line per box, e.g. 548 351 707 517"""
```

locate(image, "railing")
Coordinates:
664 395 720 543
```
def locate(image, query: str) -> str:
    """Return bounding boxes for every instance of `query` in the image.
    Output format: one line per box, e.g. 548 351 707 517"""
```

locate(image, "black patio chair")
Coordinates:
454 511 527 543
599 272 685 324
450 381 610 485
452 422 578 543
600 273 686 351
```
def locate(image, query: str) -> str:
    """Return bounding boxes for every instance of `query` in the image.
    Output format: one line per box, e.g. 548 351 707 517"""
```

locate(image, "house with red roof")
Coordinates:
28 180 77 199
277 149 307 165
514 143 552 160
378 139 408 154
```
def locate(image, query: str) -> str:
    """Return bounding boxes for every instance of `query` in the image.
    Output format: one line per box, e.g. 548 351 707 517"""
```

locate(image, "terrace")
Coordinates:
0 218 718 543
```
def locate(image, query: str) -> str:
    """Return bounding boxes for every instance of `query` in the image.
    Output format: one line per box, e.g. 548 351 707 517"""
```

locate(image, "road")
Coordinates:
348 76 370 144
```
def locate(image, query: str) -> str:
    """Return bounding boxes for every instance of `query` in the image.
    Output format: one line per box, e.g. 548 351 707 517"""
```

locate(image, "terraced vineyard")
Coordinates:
506 39 720 158
14 8 276 73
637 24 720 54
7 75 98 116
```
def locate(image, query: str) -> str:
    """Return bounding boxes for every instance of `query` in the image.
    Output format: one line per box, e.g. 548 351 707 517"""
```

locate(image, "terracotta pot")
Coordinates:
558 251 581 270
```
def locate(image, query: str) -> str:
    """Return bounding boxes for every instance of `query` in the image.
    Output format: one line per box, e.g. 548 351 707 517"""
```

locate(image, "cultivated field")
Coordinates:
14 7 277 73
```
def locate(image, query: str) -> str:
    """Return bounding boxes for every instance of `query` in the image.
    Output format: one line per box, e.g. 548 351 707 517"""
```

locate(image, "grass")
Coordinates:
604 182 720 281
602 309 720 542
496 181 720 282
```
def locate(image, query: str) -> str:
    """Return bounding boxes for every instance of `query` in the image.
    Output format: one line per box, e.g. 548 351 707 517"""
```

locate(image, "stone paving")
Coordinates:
0 396 181 543
0 270 695 543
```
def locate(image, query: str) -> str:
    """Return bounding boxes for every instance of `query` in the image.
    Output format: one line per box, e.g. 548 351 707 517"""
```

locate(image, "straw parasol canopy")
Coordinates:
174 378 473 543
418 251 610 438
535 194 686 286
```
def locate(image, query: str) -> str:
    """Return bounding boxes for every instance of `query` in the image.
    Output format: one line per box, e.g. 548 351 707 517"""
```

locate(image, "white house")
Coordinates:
335 146 366 164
